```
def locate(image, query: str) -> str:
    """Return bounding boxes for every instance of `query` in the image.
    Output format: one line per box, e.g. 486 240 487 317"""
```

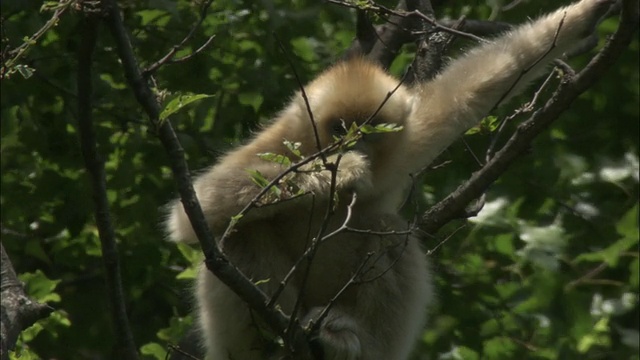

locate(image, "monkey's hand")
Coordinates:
335 151 373 194
297 151 373 198
545 0 614 49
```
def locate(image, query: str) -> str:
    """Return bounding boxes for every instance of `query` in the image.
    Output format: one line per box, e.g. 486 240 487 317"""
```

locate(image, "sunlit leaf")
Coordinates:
258 152 291 167
247 169 269 188
19 270 61 303
159 93 214 121
360 123 403 134
284 140 302 158
140 342 167 360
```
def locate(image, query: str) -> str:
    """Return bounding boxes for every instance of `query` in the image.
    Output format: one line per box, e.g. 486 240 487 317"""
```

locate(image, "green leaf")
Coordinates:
16 64 35 79
482 336 517 358
284 140 302 158
99 73 127 90
238 92 264 112
176 267 197 280
291 37 318 62
9 349 40 360
247 169 270 188
577 317 611 353
255 278 271 286
19 270 61 303
137 9 170 26
575 205 639 266
258 152 291 167
159 93 214 121
176 242 203 264
466 116 499 135
140 342 167 360
360 123 403 134
157 315 194 342
455 346 480 360
230 214 244 223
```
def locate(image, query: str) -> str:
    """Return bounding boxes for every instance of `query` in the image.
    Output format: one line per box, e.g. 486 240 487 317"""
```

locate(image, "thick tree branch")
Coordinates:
408 14 458 83
76 12 139 360
336 0 431 68
0 243 53 359
341 9 377 59
419 0 639 234
100 0 314 357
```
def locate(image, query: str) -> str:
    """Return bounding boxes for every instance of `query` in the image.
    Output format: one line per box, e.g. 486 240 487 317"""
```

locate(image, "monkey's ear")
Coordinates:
341 10 377 60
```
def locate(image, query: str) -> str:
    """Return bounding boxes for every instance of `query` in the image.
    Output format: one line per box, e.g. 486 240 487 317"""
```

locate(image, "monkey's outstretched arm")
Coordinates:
401 0 611 174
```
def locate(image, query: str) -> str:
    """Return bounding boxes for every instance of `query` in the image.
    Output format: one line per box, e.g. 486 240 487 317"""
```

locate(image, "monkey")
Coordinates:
165 1 612 359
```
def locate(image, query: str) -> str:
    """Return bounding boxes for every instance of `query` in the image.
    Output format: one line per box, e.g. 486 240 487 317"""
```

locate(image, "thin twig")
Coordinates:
327 0 488 43
1 0 73 79
142 0 215 76
286 151 345 341
485 69 558 162
487 12 568 115
424 223 467 255
274 33 325 159
308 252 374 334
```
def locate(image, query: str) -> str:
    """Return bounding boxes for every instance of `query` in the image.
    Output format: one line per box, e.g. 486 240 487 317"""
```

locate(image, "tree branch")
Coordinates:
0 243 53 359
334 0 428 68
76 10 139 360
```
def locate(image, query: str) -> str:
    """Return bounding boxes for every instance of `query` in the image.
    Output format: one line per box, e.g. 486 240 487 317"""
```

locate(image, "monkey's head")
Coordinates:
289 58 412 174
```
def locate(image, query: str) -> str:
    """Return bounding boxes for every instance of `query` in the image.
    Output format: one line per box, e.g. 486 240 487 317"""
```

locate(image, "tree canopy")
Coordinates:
1 0 638 359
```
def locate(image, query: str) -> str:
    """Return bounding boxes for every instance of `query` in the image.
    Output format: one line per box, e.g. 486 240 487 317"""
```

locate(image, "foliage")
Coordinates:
0 0 637 359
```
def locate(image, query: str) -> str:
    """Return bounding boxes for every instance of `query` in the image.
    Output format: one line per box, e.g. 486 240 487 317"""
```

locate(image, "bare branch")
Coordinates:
328 0 487 43
331 0 426 68
485 69 559 162
407 15 460 83
0 243 53 359
342 9 378 59
76 12 139 360
274 33 325 158
307 251 374 334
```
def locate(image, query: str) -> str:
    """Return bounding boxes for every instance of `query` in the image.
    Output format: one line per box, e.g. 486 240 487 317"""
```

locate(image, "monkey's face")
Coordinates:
298 59 412 172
